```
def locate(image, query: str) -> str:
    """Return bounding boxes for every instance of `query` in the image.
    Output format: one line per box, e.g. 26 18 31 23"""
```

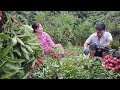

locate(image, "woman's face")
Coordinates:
35 24 43 34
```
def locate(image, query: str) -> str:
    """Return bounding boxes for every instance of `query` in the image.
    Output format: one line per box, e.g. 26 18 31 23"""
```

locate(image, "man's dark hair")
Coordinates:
95 22 105 31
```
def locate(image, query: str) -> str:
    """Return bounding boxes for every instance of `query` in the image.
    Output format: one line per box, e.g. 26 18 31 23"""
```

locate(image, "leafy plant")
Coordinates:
0 12 42 79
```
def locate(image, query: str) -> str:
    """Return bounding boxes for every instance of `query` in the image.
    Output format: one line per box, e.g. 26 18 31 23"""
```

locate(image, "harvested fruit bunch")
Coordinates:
102 55 120 72
46 51 62 59
33 57 44 71
53 54 62 58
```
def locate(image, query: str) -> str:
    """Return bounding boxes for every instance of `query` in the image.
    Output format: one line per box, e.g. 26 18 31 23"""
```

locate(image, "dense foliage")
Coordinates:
0 11 120 79
35 11 120 46
0 11 42 79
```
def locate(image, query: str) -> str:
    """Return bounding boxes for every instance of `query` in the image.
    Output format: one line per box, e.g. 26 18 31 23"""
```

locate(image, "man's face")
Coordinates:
35 24 43 33
96 30 105 38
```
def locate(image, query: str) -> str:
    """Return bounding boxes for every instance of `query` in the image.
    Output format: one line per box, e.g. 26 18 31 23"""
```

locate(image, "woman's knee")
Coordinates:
55 44 64 54
56 44 63 48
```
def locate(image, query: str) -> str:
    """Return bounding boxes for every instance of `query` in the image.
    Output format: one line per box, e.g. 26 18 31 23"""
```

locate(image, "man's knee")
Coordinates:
55 44 64 54
89 43 97 51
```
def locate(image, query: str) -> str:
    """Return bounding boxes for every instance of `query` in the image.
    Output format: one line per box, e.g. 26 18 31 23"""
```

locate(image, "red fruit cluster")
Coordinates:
46 51 62 59
33 57 44 71
53 54 61 58
48 51 54 56
102 55 120 72
36 57 44 62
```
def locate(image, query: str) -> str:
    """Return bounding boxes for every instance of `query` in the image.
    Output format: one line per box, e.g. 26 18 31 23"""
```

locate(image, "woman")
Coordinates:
32 22 64 58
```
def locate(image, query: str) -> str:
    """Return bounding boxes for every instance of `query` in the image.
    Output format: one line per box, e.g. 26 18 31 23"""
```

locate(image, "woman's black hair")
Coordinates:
32 22 41 33
95 22 105 31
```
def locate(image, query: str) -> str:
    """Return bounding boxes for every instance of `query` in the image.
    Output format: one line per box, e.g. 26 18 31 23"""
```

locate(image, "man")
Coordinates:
32 22 64 58
83 22 113 59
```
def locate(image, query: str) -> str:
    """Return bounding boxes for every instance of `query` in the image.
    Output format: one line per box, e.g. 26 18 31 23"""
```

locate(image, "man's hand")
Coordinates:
102 43 109 48
83 48 89 55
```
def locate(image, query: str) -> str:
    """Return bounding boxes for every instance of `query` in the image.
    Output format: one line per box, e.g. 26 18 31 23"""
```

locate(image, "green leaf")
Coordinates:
0 70 19 79
5 63 23 70
43 68 46 78
31 60 36 68
23 25 33 33
27 57 35 64
20 45 29 54
22 35 31 41
0 60 8 69
27 38 37 43
11 37 17 46
30 46 41 50
23 28 31 35
9 51 14 59
0 45 12 58
21 72 29 79
25 45 33 53
17 35 27 38
56 59 61 66
13 50 21 56
8 58 25 63
52 64 59 68
0 43 2 48
17 38 25 46
0 33 10 39
0 73 12 79
27 43 40 46
23 52 29 60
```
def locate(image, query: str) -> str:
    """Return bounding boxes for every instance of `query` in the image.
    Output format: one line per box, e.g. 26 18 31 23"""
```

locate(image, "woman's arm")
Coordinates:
46 33 56 48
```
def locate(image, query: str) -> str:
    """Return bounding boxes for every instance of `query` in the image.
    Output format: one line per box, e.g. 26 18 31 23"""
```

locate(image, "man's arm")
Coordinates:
83 35 92 55
84 42 89 49
83 35 92 49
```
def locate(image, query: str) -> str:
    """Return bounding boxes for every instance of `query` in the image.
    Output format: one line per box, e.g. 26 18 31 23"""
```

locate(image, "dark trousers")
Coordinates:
89 43 109 57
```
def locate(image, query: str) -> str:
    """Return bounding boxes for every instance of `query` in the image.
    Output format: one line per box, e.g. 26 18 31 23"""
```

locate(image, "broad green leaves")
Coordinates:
0 12 42 79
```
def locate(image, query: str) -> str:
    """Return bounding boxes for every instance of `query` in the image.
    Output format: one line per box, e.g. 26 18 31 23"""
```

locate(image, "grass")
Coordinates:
30 45 120 79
